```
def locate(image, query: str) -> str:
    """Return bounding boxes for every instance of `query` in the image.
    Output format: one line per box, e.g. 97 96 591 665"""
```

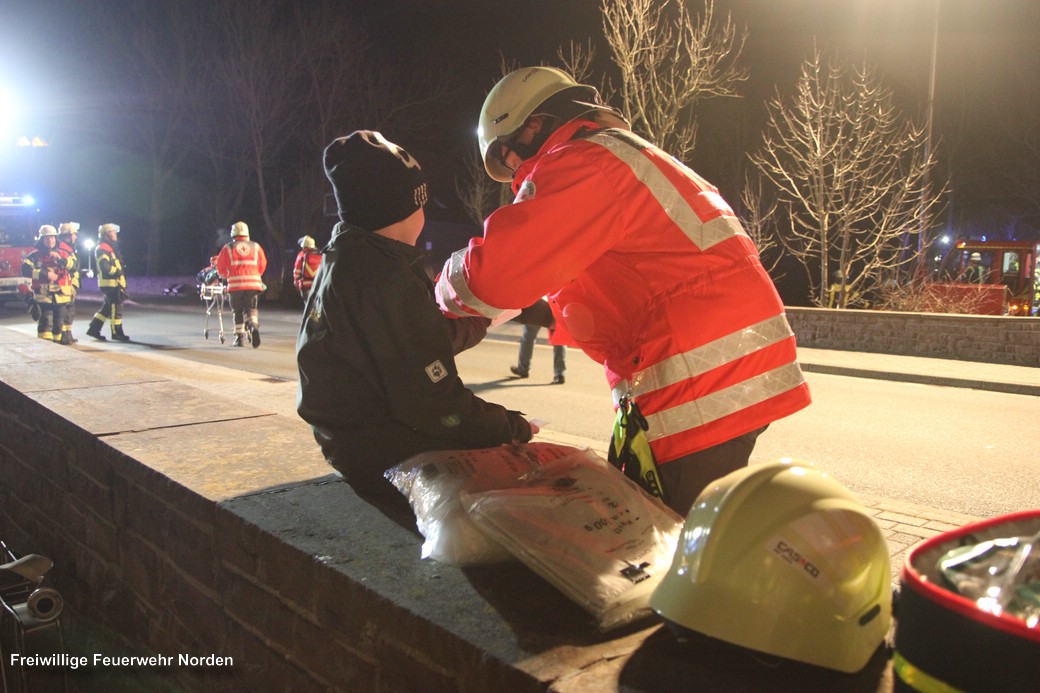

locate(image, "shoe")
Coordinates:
248 324 260 348
509 366 529 379
86 327 106 341
552 375 565 385
111 334 131 342
233 334 245 347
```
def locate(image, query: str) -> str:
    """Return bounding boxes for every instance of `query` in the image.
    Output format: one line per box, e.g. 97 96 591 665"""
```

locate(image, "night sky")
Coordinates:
2 0 1037 258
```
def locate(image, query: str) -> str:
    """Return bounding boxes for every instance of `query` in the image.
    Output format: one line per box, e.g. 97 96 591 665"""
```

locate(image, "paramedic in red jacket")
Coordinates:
292 235 322 300
216 221 267 348
436 67 812 516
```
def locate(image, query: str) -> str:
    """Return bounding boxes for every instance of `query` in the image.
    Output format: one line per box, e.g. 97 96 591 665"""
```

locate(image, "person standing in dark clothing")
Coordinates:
86 223 130 342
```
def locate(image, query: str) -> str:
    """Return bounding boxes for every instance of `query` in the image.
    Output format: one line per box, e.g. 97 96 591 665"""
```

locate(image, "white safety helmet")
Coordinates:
98 223 120 238
298 235 315 249
478 66 622 182
231 221 249 238
36 224 58 240
969 252 982 262
649 461 892 674
58 222 80 236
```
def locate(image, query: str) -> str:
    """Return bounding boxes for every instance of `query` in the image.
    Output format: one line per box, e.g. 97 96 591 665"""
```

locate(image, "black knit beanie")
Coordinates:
323 131 429 231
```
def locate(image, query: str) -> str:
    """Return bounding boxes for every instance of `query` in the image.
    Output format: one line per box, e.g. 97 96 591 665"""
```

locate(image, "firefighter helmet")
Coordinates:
478 66 619 182
98 223 120 238
58 222 80 236
298 235 316 249
36 225 58 240
231 221 249 238
649 461 892 673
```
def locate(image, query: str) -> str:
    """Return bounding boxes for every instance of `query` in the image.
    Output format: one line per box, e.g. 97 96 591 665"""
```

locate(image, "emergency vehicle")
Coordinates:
0 193 39 305
930 239 1040 316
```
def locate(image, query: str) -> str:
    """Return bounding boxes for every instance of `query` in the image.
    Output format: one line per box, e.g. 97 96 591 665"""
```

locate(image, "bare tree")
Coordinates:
596 0 746 160
89 0 210 275
455 143 503 226
748 48 945 308
739 172 782 272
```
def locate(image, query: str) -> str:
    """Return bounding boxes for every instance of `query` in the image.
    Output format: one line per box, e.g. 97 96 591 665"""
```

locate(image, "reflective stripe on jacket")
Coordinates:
96 242 126 290
435 121 811 462
293 249 322 293
217 240 267 293
22 249 74 303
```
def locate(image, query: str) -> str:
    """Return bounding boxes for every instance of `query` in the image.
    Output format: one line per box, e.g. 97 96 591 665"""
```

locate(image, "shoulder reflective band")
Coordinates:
435 248 510 321
585 130 747 251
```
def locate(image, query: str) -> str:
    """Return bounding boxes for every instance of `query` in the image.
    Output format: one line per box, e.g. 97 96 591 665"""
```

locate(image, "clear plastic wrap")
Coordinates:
384 442 581 565
940 528 1040 628
461 449 683 631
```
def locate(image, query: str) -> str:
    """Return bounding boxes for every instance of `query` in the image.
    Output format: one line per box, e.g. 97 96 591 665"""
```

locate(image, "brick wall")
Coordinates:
0 338 556 692
785 307 1040 367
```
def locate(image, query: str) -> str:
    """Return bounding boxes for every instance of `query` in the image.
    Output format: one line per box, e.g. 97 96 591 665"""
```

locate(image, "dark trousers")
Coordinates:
657 426 768 517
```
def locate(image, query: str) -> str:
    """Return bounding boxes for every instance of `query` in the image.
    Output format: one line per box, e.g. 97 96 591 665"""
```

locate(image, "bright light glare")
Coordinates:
83 238 95 250
0 84 19 142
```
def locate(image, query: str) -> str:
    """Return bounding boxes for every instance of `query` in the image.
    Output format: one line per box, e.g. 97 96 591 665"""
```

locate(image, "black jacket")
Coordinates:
296 225 531 487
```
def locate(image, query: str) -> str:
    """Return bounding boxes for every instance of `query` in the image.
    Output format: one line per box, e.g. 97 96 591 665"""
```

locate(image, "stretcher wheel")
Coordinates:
204 329 210 339
219 334 225 344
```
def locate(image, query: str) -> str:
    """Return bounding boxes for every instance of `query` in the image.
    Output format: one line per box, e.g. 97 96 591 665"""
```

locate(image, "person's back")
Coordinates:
435 67 810 515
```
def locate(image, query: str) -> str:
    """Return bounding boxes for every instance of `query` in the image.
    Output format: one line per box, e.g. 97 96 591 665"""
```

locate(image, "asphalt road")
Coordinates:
3 295 1037 520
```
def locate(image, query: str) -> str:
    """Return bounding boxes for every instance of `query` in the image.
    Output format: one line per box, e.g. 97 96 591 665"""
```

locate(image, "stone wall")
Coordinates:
785 307 1039 367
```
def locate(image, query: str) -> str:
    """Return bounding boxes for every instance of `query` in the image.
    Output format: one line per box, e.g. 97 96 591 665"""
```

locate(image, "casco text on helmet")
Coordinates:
231 221 249 238
649 461 892 674
478 67 582 183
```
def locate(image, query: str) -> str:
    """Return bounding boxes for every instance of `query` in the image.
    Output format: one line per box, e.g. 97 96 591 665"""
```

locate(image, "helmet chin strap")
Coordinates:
506 115 559 163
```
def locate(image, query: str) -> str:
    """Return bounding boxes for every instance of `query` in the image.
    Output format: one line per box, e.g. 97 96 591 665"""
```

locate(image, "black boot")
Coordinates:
233 334 245 347
111 326 131 342
86 318 107 341
247 322 260 348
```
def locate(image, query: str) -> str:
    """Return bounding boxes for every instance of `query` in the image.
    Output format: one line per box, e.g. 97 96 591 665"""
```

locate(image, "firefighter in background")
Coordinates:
958 252 988 284
292 235 321 300
436 67 811 516
21 224 75 343
56 222 82 343
86 223 130 342
216 221 267 348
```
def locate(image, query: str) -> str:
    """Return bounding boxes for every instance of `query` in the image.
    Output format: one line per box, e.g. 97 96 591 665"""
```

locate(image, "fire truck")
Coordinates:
0 193 39 305
930 239 1040 316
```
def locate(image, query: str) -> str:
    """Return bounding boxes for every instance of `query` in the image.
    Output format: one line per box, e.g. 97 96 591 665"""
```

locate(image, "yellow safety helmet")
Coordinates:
478 66 619 183
231 221 249 238
58 222 80 236
298 235 315 249
36 224 58 240
649 461 892 673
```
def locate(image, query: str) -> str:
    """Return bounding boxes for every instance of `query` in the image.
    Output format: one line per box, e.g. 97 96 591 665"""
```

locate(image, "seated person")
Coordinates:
296 131 534 522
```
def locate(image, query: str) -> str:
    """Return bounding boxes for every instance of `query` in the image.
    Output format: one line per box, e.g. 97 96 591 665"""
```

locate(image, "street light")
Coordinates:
82 237 95 278
920 0 940 265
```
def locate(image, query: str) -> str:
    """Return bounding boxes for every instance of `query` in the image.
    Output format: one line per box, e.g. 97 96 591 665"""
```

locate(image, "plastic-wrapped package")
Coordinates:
462 449 683 631
384 442 581 565
939 529 1040 627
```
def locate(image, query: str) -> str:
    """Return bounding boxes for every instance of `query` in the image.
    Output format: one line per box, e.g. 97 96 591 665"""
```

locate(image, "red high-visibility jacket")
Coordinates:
437 121 811 463
293 249 322 296
217 239 267 293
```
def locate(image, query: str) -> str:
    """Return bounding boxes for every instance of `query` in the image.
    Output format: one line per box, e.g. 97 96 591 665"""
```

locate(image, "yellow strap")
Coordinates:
891 651 965 693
